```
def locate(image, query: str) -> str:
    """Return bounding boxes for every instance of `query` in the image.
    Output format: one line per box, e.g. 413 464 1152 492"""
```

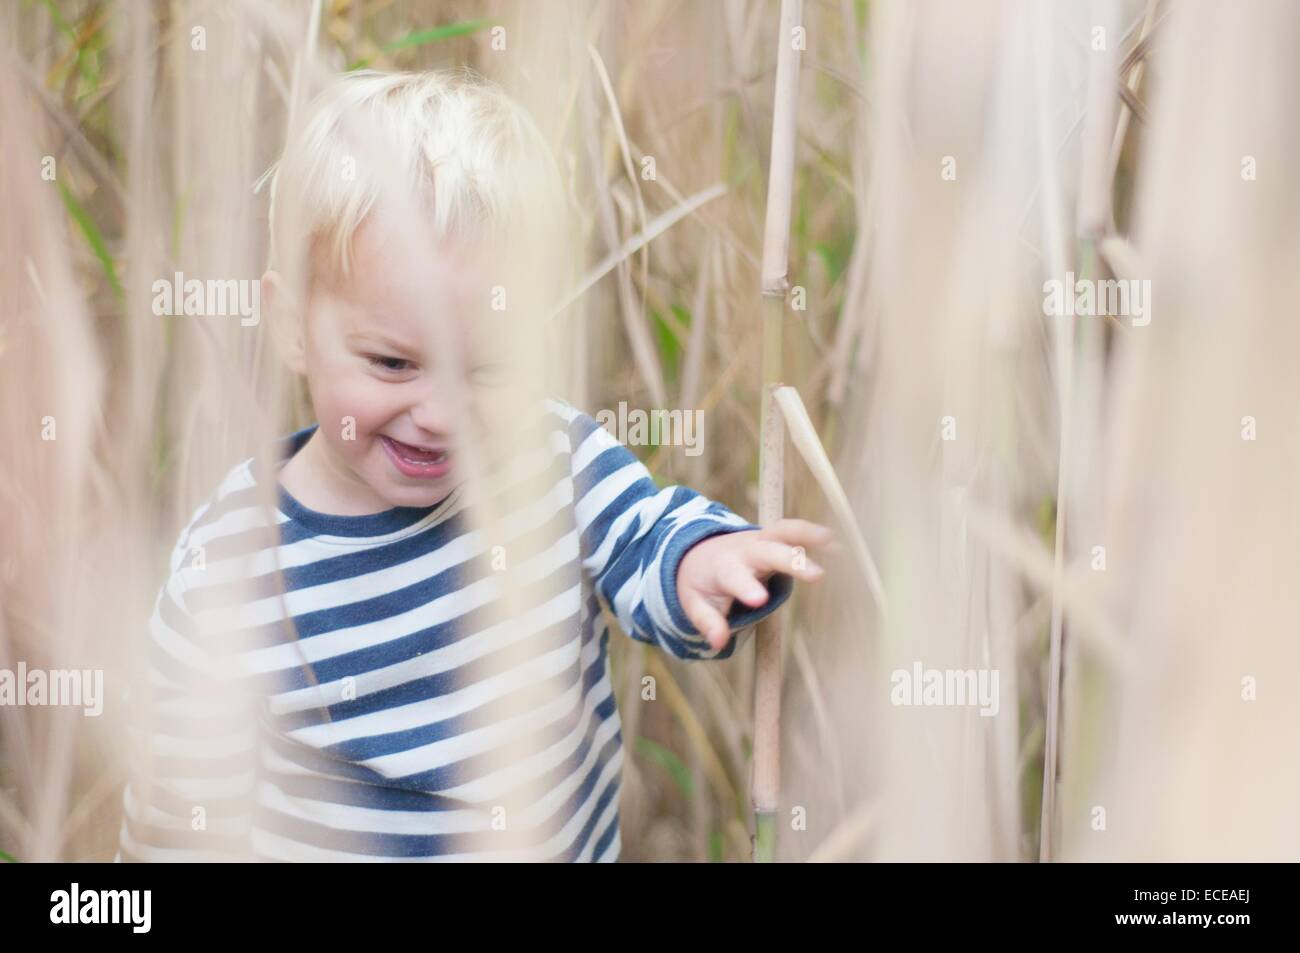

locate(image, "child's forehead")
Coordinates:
352 216 495 288
322 218 498 316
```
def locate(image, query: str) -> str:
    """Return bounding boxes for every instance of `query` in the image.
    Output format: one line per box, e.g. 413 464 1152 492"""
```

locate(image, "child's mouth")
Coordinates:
380 435 451 479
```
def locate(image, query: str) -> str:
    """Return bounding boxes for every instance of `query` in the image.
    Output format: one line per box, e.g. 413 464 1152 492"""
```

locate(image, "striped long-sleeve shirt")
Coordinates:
117 398 792 862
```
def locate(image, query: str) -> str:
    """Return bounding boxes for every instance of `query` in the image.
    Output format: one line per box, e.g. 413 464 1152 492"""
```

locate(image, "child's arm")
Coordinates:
117 566 257 862
561 404 829 660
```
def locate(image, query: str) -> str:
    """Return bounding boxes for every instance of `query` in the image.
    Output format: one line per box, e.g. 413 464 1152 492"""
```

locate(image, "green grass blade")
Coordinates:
57 180 123 301
348 19 494 70
383 19 493 52
634 737 695 799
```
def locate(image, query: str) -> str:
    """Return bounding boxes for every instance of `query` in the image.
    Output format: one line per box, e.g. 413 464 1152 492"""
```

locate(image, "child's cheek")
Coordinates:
313 372 383 449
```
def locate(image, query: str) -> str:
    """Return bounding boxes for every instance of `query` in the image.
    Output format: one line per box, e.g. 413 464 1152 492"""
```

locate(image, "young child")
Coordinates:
118 69 831 862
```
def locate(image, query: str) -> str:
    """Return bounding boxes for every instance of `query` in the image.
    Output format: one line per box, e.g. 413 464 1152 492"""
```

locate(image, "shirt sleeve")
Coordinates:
117 563 259 862
560 404 793 661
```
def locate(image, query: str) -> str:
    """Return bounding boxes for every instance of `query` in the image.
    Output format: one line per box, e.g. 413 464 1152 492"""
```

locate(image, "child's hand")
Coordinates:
676 519 834 650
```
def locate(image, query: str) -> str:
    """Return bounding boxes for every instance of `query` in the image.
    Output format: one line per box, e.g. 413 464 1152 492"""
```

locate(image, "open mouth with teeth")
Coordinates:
380 435 452 479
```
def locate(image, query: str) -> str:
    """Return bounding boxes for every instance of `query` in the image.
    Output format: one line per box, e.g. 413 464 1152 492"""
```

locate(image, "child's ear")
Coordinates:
262 269 307 375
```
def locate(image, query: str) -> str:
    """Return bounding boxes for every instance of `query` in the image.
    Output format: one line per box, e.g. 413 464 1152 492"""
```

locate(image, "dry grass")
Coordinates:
1 0 1298 863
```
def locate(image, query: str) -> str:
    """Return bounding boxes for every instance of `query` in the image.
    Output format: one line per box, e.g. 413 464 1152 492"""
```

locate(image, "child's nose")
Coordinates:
408 378 455 438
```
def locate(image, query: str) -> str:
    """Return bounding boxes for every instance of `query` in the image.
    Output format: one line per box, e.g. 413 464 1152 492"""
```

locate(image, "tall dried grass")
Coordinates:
1 0 1297 863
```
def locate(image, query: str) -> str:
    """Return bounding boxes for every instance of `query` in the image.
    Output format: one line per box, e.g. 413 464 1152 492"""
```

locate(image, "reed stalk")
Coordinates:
751 0 802 863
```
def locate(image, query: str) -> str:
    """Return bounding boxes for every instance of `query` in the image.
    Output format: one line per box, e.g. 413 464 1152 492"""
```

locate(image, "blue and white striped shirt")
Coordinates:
118 398 791 862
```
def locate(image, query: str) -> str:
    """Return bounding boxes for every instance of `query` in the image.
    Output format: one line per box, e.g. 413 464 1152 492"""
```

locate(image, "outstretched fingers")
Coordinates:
681 589 730 650
756 518 834 549
744 539 824 582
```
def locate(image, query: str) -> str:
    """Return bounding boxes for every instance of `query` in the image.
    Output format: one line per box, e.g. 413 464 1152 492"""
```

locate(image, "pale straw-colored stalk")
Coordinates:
751 0 802 863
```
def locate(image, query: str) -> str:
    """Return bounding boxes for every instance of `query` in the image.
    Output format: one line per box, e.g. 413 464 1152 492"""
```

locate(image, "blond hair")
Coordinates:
264 67 566 291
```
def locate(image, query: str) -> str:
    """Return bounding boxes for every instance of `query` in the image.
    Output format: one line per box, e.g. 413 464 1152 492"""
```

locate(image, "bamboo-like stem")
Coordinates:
752 374 785 860
751 0 802 863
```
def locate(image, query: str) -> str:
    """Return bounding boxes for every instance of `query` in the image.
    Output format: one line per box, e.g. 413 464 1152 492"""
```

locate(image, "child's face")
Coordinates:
295 219 500 510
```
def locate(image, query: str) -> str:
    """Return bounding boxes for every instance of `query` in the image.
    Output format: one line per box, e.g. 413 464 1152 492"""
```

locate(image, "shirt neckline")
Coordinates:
269 424 461 539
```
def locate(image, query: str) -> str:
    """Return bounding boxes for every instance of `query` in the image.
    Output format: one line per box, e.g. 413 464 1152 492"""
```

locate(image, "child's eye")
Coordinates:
470 363 507 386
368 355 412 372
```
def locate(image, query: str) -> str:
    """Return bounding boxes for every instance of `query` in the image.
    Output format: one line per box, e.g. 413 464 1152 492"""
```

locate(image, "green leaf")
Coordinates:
634 737 695 799
39 0 76 42
383 19 493 52
348 19 494 69
707 829 723 863
0 848 18 863
650 307 683 384
813 230 853 286
57 180 123 301
1036 493 1057 545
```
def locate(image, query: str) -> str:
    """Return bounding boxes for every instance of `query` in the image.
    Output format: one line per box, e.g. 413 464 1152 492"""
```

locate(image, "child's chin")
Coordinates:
381 478 453 509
